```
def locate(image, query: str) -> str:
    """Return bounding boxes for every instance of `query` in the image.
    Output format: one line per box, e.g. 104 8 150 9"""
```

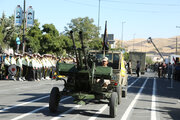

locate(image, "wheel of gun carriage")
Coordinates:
109 92 118 118
116 85 122 105
49 87 61 112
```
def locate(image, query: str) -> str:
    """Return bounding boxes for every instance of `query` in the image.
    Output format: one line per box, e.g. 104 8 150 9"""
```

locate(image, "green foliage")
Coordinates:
89 38 103 50
64 17 100 48
0 13 103 55
26 19 42 53
146 56 154 65
123 52 129 62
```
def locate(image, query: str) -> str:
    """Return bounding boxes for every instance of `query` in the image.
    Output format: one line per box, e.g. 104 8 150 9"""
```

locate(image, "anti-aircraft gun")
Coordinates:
49 31 123 118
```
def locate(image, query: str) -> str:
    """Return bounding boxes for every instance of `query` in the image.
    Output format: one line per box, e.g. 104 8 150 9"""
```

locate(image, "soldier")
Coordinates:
46 55 51 80
4 54 10 79
33 54 38 81
102 57 108 67
36 53 42 81
0 54 3 80
136 61 140 77
16 54 23 81
22 53 28 80
29 54 36 81
167 62 173 79
128 60 132 76
158 62 163 78
39 55 43 80
42 55 47 80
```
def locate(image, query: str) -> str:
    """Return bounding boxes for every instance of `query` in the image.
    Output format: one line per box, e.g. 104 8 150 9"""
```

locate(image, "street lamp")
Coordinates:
121 21 126 48
133 33 136 51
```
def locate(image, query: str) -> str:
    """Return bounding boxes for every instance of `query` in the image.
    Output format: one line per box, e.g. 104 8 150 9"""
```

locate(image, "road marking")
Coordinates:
121 77 149 120
88 77 141 120
0 95 49 113
51 105 81 120
128 77 140 88
11 96 71 120
88 104 108 120
151 78 156 120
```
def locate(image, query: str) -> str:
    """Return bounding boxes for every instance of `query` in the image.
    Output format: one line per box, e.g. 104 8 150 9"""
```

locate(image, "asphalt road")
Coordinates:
0 72 180 120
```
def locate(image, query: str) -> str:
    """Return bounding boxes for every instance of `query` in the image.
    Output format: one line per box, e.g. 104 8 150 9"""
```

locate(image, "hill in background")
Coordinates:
124 36 180 56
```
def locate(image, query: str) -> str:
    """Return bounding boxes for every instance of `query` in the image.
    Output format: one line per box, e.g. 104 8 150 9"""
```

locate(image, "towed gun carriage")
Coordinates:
49 31 127 118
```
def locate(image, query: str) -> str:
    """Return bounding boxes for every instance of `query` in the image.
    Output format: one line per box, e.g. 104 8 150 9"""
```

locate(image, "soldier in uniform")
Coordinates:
38 55 43 80
0 54 4 80
29 54 36 81
4 54 10 79
22 53 28 80
16 54 23 81
42 55 46 80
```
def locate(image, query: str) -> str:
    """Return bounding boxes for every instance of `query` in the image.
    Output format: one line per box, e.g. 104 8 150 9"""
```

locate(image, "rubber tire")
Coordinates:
122 88 127 98
116 86 121 105
49 87 60 113
109 92 118 118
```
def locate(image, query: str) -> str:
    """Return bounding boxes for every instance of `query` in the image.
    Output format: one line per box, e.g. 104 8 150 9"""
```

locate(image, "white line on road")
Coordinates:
0 95 49 113
151 78 156 120
121 77 149 120
11 96 72 120
88 77 141 120
128 77 140 88
88 104 108 120
51 104 82 120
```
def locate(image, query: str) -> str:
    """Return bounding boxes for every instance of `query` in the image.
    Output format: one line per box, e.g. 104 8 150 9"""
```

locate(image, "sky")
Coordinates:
1 0 180 41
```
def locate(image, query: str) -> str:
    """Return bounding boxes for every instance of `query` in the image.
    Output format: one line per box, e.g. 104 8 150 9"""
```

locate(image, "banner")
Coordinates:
14 5 23 26
26 6 34 28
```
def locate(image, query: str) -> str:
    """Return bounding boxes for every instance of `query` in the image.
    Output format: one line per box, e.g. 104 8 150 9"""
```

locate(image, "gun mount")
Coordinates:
49 31 127 118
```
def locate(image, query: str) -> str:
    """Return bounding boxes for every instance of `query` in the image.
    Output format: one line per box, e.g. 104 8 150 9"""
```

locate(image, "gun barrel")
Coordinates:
70 30 79 66
79 31 88 69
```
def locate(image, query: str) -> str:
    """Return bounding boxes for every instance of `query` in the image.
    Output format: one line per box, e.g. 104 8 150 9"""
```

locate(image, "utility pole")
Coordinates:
121 21 125 48
133 33 135 51
22 0 26 54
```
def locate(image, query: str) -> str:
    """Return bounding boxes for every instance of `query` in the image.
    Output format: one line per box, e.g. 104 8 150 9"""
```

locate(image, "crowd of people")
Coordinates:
0 53 75 81
126 58 180 81
154 59 180 80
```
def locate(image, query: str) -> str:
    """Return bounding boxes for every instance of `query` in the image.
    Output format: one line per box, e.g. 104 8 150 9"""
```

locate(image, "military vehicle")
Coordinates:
129 52 146 74
49 31 128 118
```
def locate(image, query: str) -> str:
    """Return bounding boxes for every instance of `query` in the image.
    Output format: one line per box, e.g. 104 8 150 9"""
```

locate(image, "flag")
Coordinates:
120 55 126 77
103 21 109 51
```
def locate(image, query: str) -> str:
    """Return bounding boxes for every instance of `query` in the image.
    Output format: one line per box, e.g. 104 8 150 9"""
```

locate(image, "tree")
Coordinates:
123 52 129 62
89 39 102 50
0 13 18 50
40 24 65 55
64 17 100 49
146 56 153 65
26 19 42 53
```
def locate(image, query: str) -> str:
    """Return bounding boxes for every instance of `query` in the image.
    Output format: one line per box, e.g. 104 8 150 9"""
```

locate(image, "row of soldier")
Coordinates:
0 53 75 81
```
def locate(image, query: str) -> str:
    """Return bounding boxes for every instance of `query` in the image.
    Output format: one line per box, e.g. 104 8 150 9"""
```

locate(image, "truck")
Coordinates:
129 52 146 74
